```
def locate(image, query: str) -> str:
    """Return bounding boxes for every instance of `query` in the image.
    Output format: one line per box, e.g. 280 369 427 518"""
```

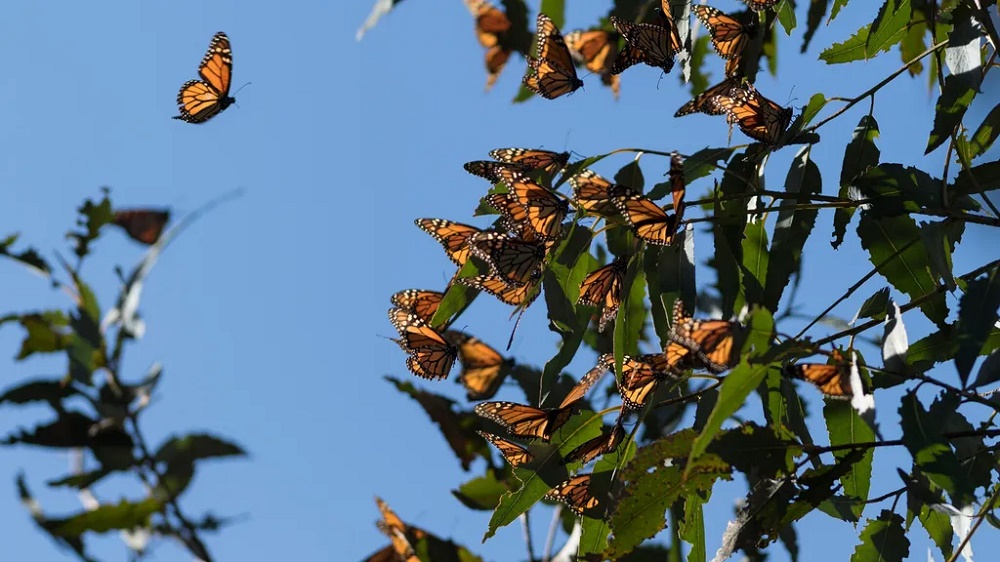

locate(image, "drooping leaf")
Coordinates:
954 270 1000 387
153 433 247 465
833 115 880 248
452 469 509 511
0 379 76 410
867 0 912 58
849 510 909 562
47 498 163 537
967 103 1000 158
899 392 972 505
0 234 51 277
823 398 875 519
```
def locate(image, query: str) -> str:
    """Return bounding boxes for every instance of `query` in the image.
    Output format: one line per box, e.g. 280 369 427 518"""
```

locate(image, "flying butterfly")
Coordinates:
415 218 483 267
578 257 628 332
558 355 613 409
674 77 746 118
564 29 622 98
785 349 854 398
174 32 235 124
388 308 458 380
390 289 444 323
372 497 423 562
474 401 575 442
739 0 780 12
458 273 541 308
613 190 680 246
464 0 513 90
668 300 743 373
112 209 170 245
490 148 570 174
445 331 509 400
478 430 533 467
569 169 631 216
693 5 754 62
544 474 601 516
468 232 546 287
523 13 584 99
718 83 793 145
609 14 682 75
496 168 568 241
562 422 625 465
464 159 530 183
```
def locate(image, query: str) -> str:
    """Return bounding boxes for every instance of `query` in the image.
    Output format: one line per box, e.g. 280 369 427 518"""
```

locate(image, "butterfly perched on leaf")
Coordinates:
578 257 628 332
523 13 584 99
785 349 856 398
489 148 570 175
390 289 444 324
111 209 170 245
693 5 755 78
478 430 533 467
496 168 569 241
564 29 622 98
444 331 509 400
468 232 547 287
544 473 601 516
719 83 793 145
388 308 458 380
562 421 625 465
464 160 530 183
674 77 745 118
668 300 744 373
458 273 541 308
174 32 235 124
569 169 629 216
463 0 512 90
474 401 575 442
415 218 483 267
613 190 680 246
615 352 683 410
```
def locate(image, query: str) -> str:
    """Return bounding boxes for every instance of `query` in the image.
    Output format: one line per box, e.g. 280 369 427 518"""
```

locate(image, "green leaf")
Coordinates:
6 311 71 359
615 159 645 191
2 411 94 448
799 93 828 127
968 103 1000 158
678 495 706 562
954 270 1000 387
971 349 1000 389
686 35 712 97
759 367 814 447
153 433 246 465
154 458 194 501
853 163 976 218
740 210 769 310
0 378 76 409
820 23 870 63
927 73 979 154
899 392 972 504
867 0 912 58
452 469 509 511
801 0 828 51
0 234 51 277
70 192 115 261
775 0 797 35
823 399 875 518
856 214 948 325
613 255 646 363
764 146 820 312
683 147 739 184
833 115 880 249
850 510 909 562
644 240 694 347
542 227 596 391
539 0 565 27
899 21 928 76
857 287 890 321
46 468 116 489
48 498 162 537
919 220 963 292
951 160 1000 197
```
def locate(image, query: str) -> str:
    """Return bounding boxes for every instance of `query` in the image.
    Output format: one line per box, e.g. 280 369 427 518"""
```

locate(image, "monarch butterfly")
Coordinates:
478 430 533 467
464 0 512 90
489 148 570 174
112 209 170 245
173 32 235 124
464 160 530 183
558 355 613 409
667 151 686 221
484 45 512 90
693 6 754 62
562 422 625 465
739 0 780 12
457 273 541 308
523 14 584 99
569 169 630 216
415 218 482 267
564 30 621 98
616 353 682 410
486 194 534 241
544 474 601 516
390 289 444 323
613 190 680 246
444 331 509 400
474 401 575 442
668 300 742 373
578 257 628 332
674 77 745 118
388 308 458 380
469 232 546 287
719 83 793 145
496 168 568 241
372 497 423 562
785 350 853 398
609 16 682 75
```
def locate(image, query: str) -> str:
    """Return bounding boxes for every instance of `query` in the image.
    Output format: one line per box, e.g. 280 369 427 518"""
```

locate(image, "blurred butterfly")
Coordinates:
371 497 423 562
569 169 629 216
719 83 793 145
668 300 743 373
674 77 745 118
112 209 170 245
564 29 622 98
616 352 682 410
739 0 780 12
474 401 575 442
693 6 754 64
613 190 680 246
444 331 509 400
390 289 444 323
463 160 530 183
388 308 458 380
457 273 541 308
478 430 533 467
578 257 628 332
544 473 601 516
469 232 546 287
174 32 235 124
562 421 625 465
463 0 513 90
490 147 570 175
523 13 583 99
785 349 854 398
667 151 687 222
558 355 613 409
415 218 483 267
609 2 682 76
496 168 569 241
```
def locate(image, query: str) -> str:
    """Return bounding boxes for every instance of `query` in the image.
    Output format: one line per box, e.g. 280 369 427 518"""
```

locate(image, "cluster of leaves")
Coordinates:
0 190 244 562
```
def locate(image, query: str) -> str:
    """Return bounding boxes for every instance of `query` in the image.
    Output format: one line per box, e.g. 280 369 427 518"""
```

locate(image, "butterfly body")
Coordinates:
174 32 235 124
388 308 458 380
524 14 583 99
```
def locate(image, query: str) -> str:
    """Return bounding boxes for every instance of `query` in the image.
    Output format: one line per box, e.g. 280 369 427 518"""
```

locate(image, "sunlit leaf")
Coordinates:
850 510 909 562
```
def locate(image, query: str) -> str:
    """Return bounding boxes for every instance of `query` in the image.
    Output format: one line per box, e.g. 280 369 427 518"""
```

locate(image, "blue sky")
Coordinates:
0 1 995 560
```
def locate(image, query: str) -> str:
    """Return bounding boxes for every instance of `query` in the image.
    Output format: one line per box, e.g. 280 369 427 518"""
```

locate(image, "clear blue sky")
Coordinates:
0 1 995 560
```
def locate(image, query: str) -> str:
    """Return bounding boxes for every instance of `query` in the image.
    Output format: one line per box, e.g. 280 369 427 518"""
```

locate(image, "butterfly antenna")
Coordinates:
233 81 253 96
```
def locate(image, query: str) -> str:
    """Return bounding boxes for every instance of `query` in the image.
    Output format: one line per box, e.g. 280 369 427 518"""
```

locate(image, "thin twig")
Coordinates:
946 483 1000 562
541 504 563 562
520 512 536 562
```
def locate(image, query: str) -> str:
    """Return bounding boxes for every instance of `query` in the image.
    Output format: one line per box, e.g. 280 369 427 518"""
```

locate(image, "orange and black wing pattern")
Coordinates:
615 353 681 410
578 257 628 332
468 232 546 287
489 148 570 174
544 474 601 516
174 32 235 124
719 83 793 145
613 191 679 246
457 273 541 308
112 209 170 245
609 15 682 75
564 29 621 98
390 289 444 323
739 0 780 12
373 497 423 562
693 5 753 62
570 169 630 216
474 401 574 442
668 300 741 373
785 350 852 398
562 422 625 465
559 355 613 409
445 331 508 400
667 151 687 221
464 159 530 183
675 78 744 117
415 218 482 267
478 430 533 466
388 308 458 380
464 0 513 90
497 168 568 241
523 13 583 99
